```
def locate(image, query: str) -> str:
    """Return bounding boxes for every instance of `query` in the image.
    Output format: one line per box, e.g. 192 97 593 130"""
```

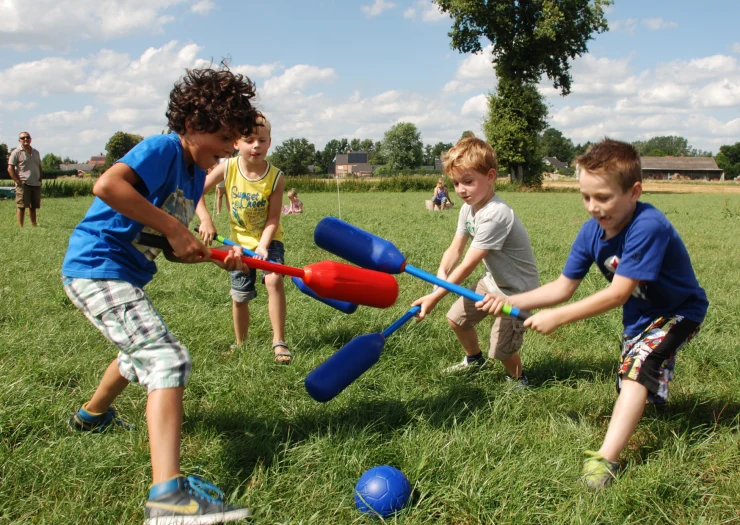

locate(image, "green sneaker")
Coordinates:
582 450 619 489
68 404 134 433
144 475 251 524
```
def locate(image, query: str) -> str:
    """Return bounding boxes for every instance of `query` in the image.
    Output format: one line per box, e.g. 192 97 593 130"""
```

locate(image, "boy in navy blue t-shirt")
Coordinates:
478 138 708 489
62 67 259 523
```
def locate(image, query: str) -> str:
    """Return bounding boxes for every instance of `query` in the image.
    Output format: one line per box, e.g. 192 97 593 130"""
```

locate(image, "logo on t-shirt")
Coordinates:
602 255 648 300
465 221 475 235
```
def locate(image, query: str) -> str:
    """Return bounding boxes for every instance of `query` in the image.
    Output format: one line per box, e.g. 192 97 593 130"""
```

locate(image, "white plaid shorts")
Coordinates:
63 277 191 393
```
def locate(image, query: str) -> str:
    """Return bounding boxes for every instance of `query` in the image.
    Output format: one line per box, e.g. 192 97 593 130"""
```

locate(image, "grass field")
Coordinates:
1 191 739 524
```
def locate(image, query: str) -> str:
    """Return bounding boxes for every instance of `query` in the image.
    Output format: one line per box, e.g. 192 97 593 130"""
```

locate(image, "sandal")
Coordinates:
272 341 292 365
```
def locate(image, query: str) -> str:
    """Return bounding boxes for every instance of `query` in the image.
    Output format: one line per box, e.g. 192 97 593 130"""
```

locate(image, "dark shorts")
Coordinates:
16 183 41 209
617 315 701 404
229 240 285 303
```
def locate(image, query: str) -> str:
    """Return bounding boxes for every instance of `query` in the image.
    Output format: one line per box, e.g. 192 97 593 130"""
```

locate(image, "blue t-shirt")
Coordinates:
62 134 205 288
563 201 708 336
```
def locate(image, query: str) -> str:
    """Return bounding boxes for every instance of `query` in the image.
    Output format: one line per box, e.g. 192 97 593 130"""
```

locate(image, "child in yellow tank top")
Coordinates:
196 117 292 364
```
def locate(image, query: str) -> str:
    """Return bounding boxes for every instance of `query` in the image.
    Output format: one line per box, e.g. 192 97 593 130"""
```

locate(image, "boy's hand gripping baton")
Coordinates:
313 217 531 320
136 232 398 308
194 227 358 314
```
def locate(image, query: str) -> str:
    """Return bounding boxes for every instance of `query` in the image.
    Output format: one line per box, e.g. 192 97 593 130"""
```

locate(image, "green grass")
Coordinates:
1 191 739 524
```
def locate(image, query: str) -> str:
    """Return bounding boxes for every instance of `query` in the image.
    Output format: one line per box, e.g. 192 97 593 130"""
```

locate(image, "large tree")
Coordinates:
381 122 424 172
41 153 63 172
271 138 316 176
715 142 740 180
436 0 610 183
424 141 454 166
539 127 575 163
104 131 144 169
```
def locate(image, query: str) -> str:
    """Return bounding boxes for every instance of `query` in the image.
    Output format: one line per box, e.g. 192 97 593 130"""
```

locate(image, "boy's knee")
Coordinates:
264 272 283 289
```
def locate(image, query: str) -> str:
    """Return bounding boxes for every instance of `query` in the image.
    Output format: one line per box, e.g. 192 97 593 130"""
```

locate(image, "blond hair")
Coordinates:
287 188 298 198
576 138 642 192
442 136 498 179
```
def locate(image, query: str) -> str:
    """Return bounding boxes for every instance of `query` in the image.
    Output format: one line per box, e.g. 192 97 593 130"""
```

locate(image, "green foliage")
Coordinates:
40 179 96 197
271 138 316 176
715 142 740 180
424 142 454 166
632 136 711 157
381 122 424 172
436 0 610 94
41 152 63 172
460 130 475 140
104 131 144 170
484 79 548 185
42 169 82 180
539 128 575 164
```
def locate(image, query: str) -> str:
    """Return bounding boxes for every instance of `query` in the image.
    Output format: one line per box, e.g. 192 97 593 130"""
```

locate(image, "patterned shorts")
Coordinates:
63 278 191 393
618 315 701 404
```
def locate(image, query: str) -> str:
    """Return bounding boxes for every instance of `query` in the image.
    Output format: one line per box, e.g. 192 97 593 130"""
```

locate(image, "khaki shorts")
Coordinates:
446 279 526 361
16 183 41 209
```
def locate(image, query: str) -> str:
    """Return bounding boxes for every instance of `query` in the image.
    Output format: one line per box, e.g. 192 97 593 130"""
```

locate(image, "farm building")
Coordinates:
329 151 374 177
88 155 106 166
543 156 570 171
640 156 725 180
60 163 97 176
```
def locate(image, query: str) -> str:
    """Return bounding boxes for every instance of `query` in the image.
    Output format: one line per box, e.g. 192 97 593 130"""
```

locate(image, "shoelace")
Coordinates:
185 475 224 505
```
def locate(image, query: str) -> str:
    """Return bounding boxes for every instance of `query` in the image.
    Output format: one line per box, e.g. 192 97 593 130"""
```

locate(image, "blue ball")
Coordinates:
354 465 412 517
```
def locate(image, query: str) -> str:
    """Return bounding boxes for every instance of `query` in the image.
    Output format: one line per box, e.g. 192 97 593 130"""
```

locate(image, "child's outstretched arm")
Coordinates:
412 235 485 320
94 163 205 263
195 163 228 244
255 175 285 259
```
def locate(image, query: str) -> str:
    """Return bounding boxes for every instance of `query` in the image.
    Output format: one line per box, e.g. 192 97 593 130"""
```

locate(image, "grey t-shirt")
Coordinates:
455 194 539 296
8 147 42 186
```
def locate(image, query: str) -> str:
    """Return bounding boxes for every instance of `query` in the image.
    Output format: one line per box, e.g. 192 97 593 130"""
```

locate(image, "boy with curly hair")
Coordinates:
62 66 260 523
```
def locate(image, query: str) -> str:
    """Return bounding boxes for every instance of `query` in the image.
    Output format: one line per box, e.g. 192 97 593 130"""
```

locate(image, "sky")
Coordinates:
1 0 739 162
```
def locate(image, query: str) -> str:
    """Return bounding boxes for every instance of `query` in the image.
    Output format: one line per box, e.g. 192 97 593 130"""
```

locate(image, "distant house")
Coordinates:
330 151 374 177
543 157 570 171
60 163 97 176
435 157 443 171
640 156 724 180
89 155 106 166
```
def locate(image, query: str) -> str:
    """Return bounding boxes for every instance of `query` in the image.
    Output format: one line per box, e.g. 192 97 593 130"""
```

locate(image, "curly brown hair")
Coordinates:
166 66 260 137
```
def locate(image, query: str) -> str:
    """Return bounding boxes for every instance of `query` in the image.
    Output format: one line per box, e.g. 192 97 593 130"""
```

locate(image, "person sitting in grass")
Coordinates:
477 138 708 489
61 66 260 524
196 116 293 364
412 136 539 385
282 188 303 215
431 177 453 210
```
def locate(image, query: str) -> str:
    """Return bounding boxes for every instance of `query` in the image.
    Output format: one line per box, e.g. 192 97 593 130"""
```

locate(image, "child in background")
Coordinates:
197 116 292 364
282 188 303 215
412 137 538 384
62 66 259 523
432 177 452 210
478 138 708 489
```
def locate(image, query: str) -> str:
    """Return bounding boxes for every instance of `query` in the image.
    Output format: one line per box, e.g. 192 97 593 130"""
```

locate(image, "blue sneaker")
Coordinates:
144 475 251 524
68 404 134 433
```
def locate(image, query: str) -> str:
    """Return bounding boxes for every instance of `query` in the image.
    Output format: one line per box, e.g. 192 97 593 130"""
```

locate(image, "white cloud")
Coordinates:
610 17 677 34
233 63 283 79
461 94 488 117
31 106 97 129
733 43 740 54
262 65 338 96
404 0 447 22
443 46 496 94
190 0 214 15
642 17 678 30
0 0 184 49
361 0 396 18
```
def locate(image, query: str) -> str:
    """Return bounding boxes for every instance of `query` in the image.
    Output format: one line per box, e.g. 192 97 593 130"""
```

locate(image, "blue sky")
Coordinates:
1 0 739 162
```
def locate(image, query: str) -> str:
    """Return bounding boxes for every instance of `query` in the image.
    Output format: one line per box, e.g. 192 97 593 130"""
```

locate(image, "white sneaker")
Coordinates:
444 356 487 374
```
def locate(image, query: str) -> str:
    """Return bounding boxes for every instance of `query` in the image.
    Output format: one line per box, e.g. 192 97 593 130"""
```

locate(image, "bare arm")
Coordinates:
256 175 285 258
203 162 227 194
413 235 486 320
7 161 21 185
93 163 206 262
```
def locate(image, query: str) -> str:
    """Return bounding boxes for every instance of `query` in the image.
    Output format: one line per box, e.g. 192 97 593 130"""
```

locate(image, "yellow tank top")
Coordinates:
226 158 284 250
